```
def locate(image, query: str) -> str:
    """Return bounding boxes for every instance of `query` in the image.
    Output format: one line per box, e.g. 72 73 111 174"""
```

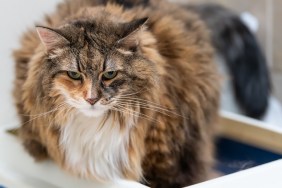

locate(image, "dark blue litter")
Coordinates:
215 137 282 174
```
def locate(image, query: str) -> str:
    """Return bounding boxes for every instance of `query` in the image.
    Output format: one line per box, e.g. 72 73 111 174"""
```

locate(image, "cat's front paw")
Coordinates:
23 139 49 161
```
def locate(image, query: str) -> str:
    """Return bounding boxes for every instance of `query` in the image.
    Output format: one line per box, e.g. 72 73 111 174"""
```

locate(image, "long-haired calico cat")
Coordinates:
13 0 268 187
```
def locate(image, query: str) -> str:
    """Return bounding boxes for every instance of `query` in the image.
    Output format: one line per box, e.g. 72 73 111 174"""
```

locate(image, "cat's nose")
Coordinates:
85 98 98 105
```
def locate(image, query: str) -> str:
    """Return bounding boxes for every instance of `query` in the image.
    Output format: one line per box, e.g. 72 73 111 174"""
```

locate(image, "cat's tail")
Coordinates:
187 4 271 119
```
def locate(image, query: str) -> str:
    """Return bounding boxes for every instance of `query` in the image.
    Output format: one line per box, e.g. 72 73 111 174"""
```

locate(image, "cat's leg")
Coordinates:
142 119 214 188
22 138 49 161
143 148 213 188
19 126 49 161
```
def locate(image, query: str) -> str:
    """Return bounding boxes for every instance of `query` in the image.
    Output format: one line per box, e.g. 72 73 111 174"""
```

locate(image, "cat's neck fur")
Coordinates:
60 111 141 181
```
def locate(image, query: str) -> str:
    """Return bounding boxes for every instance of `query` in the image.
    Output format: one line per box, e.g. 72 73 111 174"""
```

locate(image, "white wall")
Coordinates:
0 0 61 127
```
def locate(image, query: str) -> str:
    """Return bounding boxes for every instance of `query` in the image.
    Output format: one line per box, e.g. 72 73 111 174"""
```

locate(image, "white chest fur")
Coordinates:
60 113 134 181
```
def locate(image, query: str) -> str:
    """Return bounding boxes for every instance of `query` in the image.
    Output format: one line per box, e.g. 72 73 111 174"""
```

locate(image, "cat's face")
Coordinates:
38 18 156 117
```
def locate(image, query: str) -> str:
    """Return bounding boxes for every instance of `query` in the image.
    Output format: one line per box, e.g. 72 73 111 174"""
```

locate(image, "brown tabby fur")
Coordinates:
13 0 219 187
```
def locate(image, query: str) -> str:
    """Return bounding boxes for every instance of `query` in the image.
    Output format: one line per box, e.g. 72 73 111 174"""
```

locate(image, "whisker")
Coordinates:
19 102 66 117
116 99 174 113
115 98 188 119
112 106 155 124
115 101 174 117
118 96 174 110
113 104 163 124
111 106 140 121
19 103 68 127
120 87 149 97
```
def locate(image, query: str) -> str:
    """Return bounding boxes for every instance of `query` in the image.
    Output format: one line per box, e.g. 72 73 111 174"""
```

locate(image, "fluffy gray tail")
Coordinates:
98 1 271 119
187 4 271 119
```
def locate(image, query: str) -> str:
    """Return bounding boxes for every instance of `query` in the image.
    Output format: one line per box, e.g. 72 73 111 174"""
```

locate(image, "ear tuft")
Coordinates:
117 17 148 52
36 26 69 51
122 17 148 37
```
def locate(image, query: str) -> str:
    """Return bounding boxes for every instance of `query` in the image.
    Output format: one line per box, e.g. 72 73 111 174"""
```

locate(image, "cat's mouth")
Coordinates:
79 101 110 117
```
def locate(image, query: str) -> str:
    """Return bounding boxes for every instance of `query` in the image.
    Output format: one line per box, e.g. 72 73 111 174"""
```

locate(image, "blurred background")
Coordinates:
182 0 282 106
0 0 59 127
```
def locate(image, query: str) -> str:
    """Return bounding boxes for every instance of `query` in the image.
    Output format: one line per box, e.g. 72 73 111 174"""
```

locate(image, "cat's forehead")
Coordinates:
56 43 122 75
77 45 105 73
64 19 122 50
53 16 129 72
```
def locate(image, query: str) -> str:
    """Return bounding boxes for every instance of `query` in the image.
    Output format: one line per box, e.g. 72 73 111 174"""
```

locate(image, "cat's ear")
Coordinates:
117 17 148 52
36 26 69 51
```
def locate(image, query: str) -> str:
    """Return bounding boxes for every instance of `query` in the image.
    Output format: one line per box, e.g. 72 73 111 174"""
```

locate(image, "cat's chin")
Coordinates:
79 108 108 117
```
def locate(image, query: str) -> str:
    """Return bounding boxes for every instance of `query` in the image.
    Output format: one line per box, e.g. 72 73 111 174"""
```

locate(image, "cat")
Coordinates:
12 0 267 187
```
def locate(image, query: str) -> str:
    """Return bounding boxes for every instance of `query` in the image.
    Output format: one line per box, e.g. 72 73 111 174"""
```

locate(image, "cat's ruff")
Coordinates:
60 111 138 181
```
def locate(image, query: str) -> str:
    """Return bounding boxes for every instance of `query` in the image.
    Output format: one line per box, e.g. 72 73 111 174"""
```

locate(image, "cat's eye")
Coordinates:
67 71 82 80
102 71 117 80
